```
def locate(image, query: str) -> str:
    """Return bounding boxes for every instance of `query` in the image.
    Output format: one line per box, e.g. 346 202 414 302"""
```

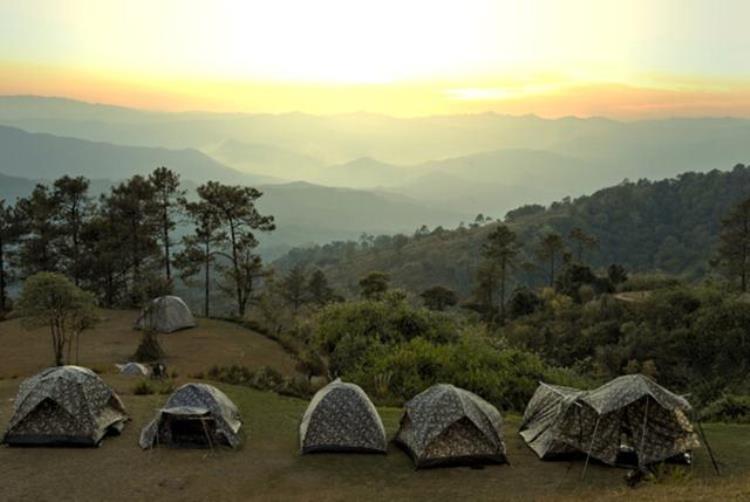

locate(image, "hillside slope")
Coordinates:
0 125 272 185
277 165 750 296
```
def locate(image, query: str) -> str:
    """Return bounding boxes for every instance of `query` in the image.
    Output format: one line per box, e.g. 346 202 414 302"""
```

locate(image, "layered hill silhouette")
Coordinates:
276 165 750 297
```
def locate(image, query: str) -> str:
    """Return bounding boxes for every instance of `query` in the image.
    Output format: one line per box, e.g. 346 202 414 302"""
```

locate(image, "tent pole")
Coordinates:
201 417 215 455
637 398 650 469
581 416 601 481
696 419 720 476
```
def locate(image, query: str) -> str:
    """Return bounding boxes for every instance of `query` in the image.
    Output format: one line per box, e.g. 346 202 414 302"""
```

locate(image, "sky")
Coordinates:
2 0 750 117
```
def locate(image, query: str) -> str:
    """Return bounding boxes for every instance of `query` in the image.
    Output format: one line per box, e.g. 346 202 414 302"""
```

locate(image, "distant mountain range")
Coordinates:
2 95 750 250
3 96 749 217
0 136 464 262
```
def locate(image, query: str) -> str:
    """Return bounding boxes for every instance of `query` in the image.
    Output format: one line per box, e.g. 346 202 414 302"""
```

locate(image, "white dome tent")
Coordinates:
135 295 196 334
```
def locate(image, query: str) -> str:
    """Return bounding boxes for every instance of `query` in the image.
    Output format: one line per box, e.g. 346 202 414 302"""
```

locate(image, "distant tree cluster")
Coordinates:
0 167 275 317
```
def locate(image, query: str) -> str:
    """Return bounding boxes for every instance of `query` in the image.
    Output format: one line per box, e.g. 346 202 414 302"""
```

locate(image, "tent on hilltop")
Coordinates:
299 379 386 454
395 384 507 468
139 383 242 449
520 375 701 467
2 366 128 446
135 295 196 333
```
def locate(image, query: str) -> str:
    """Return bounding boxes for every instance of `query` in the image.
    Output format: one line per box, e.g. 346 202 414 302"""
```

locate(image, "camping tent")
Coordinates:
519 382 586 459
116 362 150 377
520 375 700 467
299 379 386 454
139 383 242 449
2 366 128 446
395 384 507 468
134 295 196 333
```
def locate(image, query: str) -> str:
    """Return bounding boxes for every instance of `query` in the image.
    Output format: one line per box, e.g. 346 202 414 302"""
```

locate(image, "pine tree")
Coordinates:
281 265 308 313
15 184 61 276
174 199 225 317
196 182 275 317
537 232 566 286
149 167 184 281
480 224 520 323
53 176 92 286
717 197 750 292
308 269 335 307
0 199 22 313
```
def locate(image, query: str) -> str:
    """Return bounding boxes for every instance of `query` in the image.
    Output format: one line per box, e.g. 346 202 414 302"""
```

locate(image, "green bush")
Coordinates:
133 330 165 362
133 380 155 395
701 394 750 423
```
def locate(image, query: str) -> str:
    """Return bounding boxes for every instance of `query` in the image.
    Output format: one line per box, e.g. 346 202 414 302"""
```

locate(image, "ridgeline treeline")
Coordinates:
277 164 750 297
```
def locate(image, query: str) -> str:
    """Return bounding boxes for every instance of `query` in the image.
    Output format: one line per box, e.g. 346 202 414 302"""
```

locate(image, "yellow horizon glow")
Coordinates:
2 0 750 117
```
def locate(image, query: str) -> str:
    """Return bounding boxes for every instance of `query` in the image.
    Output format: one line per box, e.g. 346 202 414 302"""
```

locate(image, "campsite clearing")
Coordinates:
1 314 749 500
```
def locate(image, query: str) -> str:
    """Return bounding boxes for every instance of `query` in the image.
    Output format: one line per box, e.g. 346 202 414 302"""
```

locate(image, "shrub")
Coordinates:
133 380 155 395
133 330 165 362
701 394 750 423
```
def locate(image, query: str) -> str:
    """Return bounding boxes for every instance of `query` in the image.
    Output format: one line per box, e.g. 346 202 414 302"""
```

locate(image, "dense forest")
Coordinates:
277 164 750 296
4 163 750 422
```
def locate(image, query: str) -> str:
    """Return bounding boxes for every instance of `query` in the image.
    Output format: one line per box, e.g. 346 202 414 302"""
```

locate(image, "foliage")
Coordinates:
358 271 390 300
715 196 750 292
133 380 155 395
419 285 458 311
206 364 316 399
148 166 184 282
196 181 275 317
133 330 166 362
701 394 750 423
278 165 750 296
311 296 578 410
15 272 98 366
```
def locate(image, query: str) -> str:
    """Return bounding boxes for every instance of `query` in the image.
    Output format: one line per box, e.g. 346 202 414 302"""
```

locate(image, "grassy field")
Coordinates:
0 313 749 501
0 310 299 378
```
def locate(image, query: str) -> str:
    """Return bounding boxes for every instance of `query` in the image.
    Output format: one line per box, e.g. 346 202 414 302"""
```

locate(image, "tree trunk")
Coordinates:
72 201 81 286
163 204 171 281
499 257 507 324
0 237 6 312
743 211 749 293
228 219 243 317
204 239 210 317
550 253 556 286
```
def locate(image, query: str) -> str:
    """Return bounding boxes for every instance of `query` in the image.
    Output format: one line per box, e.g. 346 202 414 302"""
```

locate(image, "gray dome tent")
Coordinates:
139 383 242 449
395 384 507 468
520 375 700 467
2 366 128 446
135 295 196 333
299 379 386 454
116 362 150 377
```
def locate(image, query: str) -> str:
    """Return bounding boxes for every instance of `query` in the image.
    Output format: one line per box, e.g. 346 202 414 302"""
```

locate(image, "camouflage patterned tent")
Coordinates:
139 383 242 449
135 295 196 333
299 379 386 454
520 375 700 467
519 382 586 459
2 366 128 446
395 384 507 468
